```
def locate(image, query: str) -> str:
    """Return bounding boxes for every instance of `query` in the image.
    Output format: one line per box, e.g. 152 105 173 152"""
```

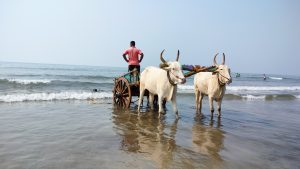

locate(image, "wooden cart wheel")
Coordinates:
113 77 132 108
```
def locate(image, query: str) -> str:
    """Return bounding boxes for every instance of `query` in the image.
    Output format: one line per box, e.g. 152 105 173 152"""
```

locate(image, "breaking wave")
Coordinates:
178 85 300 91
3 79 52 84
0 91 112 103
0 78 114 87
178 93 299 101
269 77 283 80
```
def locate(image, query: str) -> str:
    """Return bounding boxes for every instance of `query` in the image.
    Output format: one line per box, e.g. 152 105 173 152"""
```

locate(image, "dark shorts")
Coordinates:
128 65 140 73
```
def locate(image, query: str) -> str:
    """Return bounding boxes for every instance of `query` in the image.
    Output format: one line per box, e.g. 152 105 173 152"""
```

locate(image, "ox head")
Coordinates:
213 53 232 84
159 49 186 84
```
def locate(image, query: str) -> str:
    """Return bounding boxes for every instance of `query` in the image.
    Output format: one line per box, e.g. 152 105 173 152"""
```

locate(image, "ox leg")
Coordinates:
158 95 164 118
195 89 200 113
209 96 214 116
217 99 222 118
199 93 203 114
138 88 146 115
171 95 179 119
149 93 154 110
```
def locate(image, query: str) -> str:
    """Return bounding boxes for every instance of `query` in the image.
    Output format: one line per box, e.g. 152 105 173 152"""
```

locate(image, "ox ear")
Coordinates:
212 67 219 75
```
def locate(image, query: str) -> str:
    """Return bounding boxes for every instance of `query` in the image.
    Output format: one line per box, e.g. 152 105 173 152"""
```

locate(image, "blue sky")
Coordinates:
0 0 299 75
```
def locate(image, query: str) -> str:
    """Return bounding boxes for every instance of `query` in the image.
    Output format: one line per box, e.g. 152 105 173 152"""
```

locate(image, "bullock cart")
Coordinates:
112 65 216 108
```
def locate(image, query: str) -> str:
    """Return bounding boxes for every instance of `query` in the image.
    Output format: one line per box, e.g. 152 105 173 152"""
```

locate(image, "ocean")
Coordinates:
1 62 300 102
0 61 299 169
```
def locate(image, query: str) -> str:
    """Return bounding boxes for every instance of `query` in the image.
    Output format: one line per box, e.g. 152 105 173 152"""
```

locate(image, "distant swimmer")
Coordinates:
263 74 267 80
236 73 240 78
92 89 100 92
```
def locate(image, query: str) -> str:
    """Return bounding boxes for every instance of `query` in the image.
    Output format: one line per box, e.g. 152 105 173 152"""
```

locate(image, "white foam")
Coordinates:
178 85 300 91
7 79 52 84
241 95 266 100
269 77 283 80
178 85 194 90
0 91 112 102
227 86 300 91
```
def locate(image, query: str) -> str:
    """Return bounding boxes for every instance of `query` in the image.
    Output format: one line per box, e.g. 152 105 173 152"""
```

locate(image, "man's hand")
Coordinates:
139 53 144 63
123 54 129 62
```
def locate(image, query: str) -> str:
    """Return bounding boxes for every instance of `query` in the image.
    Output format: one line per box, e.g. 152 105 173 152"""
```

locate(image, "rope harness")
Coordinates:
167 71 176 86
167 70 185 86
216 72 230 86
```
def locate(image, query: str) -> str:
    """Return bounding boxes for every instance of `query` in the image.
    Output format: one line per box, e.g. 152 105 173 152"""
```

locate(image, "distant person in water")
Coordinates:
236 73 240 78
263 74 267 80
122 41 144 73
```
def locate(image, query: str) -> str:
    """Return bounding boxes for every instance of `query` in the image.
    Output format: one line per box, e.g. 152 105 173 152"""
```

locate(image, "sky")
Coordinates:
0 0 299 75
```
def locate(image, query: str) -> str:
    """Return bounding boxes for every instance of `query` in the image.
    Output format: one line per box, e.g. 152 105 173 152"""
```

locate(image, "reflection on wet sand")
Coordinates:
112 108 178 168
192 115 225 168
112 108 225 169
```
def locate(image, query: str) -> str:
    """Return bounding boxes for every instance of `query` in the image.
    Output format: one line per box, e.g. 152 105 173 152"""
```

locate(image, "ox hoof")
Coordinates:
210 109 214 113
196 111 202 115
175 112 180 119
158 114 164 119
160 111 166 115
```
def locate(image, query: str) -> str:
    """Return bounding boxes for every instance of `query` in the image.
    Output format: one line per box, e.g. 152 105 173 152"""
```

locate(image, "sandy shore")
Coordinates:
0 96 299 169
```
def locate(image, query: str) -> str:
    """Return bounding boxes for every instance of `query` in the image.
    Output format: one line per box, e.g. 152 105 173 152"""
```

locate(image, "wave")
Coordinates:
178 93 299 101
0 91 112 103
178 85 300 91
269 77 283 80
0 74 114 80
4 79 52 84
240 94 299 100
0 91 298 103
0 78 114 86
227 86 300 91
240 95 266 100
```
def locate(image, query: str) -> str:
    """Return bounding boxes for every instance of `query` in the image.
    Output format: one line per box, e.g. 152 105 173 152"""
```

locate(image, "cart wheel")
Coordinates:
113 77 132 108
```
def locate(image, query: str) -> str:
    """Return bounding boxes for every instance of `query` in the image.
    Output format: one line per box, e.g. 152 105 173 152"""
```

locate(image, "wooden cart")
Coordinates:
112 65 216 108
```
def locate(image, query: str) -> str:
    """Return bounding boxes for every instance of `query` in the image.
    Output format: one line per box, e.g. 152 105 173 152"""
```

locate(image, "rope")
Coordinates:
167 71 177 86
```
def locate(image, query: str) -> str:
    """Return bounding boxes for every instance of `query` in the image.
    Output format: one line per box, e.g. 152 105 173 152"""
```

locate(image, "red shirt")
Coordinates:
123 47 142 66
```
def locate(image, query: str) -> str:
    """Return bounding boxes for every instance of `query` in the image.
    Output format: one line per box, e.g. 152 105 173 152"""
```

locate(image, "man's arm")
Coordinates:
139 53 144 63
123 54 129 62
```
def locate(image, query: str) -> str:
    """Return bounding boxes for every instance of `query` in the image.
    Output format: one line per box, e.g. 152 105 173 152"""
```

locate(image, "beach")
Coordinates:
0 62 300 169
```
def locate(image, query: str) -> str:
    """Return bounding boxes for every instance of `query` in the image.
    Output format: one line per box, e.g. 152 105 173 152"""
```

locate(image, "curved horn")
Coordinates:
213 53 219 65
222 53 225 65
176 50 180 61
160 49 167 63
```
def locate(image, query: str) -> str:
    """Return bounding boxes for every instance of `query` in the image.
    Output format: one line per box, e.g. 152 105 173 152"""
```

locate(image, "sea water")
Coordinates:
0 61 300 169
1 62 300 102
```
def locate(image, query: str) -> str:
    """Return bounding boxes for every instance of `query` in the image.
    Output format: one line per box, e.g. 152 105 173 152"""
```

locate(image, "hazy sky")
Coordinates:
0 0 299 75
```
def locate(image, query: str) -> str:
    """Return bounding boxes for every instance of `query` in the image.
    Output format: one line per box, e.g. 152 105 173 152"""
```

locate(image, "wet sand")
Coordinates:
0 96 299 169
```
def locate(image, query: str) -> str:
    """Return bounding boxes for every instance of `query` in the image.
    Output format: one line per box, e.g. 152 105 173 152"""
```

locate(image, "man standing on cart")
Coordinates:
122 41 144 73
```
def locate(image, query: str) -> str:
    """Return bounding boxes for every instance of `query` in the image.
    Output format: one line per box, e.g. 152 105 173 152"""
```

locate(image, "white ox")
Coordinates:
194 53 232 117
138 50 186 118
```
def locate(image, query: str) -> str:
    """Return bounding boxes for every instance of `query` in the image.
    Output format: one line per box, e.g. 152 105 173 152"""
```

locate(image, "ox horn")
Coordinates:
176 50 180 61
222 53 225 65
213 53 219 65
160 49 167 63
